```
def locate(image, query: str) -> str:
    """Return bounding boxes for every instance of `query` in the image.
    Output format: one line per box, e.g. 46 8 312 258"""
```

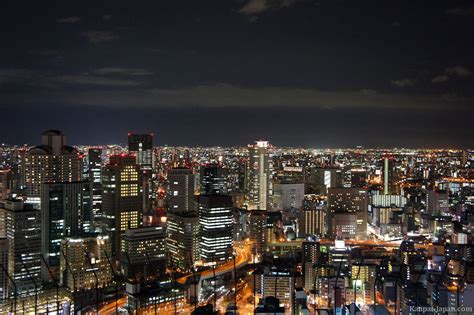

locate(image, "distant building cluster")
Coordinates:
0 130 472 314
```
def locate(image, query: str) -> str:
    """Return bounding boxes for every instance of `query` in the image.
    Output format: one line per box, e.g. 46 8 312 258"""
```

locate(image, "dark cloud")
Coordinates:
238 0 304 15
57 16 81 23
446 6 474 16
390 78 415 87
93 67 153 76
80 30 118 43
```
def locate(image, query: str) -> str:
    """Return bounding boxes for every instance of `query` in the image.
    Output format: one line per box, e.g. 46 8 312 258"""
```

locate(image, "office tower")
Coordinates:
0 170 11 200
120 226 166 277
349 168 367 188
246 141 271 210
166 167 199 270
200 165 227 195
383 157 396 195
298 195 326 237
40 181 93 279
329 212 357 239
248 209 267 257
426 190 449 216
272 182 305 211
0 238 8 300
309 167 341 194
166 212 199 271
21 130 82 208
88 147 102 219
128 133 153 171
302 241 321 290
198 194 234 265
168 167 196 213
102 154 142 259
260 267 294 309
0 199 41 297
60 234 112 292
327 188 368 239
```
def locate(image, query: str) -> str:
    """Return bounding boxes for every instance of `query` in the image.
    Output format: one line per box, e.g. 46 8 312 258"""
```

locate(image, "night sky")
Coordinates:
1 0 473 148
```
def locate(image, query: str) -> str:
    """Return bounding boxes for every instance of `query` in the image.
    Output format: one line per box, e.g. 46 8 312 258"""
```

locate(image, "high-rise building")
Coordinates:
102 154 142 259
246 141 271 210
88 148 102 219
426 190 449 216
383 157 396 195
166 212 199 271
198 194 234 265
0 238 8 300
260 267 294 309
273 182 305 211
309 167 342 194
248 210 267 257
166 167 200 271
0 199 41 297
298 195 326 237
327 188 368 239
21 130 83 209
40 181 93 279
167 168 196 213
200 165 227 195
0 170 11 200
128 134 153 171
120 226 166 277
60 234 112 292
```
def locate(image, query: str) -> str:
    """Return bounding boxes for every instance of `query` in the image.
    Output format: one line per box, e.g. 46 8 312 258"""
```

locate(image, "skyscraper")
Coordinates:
248 209 267 257
298 195 326 237
0 199 41 297
102 154 142 259
88 147 103 219
41 181 93 279
383 157 396 195
198 194 234 265
166 167 199 271
60 234 112 292
246 141 271 210
167 167 196 213
128 133 153 171
327 188 368 239
21 130 82 209
200 164 227 195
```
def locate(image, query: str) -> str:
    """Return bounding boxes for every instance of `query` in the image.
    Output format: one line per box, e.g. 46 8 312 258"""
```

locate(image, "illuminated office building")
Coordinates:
198 194 234 264
166 212 199 271
0 199 41 297
166 167 199 271
246 141 271 210
327 188 368 239
200 165 227 195
298 195 326 237
383 157 397 195
60 234 112 292
102 154 142 259
21 130 82 209
128 134 153 171
88 147 103 219
40 181 93 279
0 238 8 300
120 226 166 277
168 167 196 213
249 209 267 256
